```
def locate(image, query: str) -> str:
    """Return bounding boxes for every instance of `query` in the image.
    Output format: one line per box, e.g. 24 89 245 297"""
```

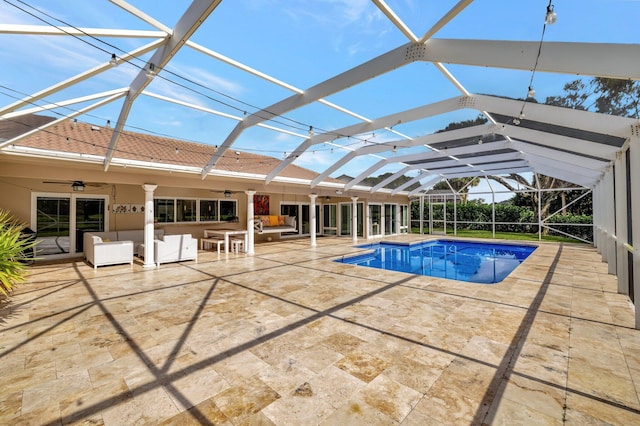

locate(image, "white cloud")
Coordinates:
168 63 245 96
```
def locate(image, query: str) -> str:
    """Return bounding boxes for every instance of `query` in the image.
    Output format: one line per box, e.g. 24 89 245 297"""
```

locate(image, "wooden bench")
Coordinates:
200 237 225 253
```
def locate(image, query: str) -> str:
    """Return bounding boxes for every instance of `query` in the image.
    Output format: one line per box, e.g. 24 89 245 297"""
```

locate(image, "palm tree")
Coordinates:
0 209 38 296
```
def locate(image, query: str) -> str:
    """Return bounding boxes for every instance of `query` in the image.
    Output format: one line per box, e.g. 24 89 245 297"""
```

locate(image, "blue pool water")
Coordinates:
336 240 537 284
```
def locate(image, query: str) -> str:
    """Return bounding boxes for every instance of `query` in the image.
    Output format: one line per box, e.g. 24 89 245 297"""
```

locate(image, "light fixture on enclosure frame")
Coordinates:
224 190 231 197
72 181 85 192
545 3 557 25
109 53 117 66
146 63 156 78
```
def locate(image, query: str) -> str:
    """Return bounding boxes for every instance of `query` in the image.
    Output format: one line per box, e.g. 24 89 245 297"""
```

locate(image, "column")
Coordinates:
351 196 358 244
309 194 317 248
629 135 640 329
142 184 157 268
605 168 617 274
593 183 600 250
614 152 628 294
245 190 256 256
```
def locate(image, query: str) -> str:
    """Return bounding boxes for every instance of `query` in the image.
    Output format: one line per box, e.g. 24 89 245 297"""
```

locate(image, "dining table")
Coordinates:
204 228 248 255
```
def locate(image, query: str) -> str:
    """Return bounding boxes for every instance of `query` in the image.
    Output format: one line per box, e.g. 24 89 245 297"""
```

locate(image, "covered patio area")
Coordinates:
1 236 638 425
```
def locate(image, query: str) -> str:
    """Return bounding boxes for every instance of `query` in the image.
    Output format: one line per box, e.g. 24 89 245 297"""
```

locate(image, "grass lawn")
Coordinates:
412 228 588 244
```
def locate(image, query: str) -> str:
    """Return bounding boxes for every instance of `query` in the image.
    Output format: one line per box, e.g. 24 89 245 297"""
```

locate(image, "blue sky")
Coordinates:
1 0 638 193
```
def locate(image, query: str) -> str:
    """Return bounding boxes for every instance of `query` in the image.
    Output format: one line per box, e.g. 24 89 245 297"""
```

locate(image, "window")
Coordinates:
323 204 337 235
177 199 196 222
200 200 218 221
220 200 237 221
154 199 174 223
155 197 236 223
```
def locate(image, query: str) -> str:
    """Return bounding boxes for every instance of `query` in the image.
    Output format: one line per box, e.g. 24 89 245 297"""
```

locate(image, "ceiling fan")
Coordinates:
210 189 240 197
42 180 106 192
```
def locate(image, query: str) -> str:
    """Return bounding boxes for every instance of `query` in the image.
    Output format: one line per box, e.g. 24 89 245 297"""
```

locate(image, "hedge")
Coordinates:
411 202 592 241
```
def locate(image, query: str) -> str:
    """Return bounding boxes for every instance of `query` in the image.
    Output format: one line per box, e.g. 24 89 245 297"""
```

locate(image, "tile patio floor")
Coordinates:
1 236 639 425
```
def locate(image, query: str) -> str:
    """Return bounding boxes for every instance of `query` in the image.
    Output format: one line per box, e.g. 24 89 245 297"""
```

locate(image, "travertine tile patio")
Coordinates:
1 236 638 425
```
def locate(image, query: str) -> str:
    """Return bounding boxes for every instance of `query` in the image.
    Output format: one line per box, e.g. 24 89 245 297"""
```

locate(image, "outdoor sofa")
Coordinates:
253 215 297 234
83 229 164 269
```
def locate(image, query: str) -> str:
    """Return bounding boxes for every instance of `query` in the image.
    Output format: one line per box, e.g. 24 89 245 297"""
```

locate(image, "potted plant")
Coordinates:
0 209 38 296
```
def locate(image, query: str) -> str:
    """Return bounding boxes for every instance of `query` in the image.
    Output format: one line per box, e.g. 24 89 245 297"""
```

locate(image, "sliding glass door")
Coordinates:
75 198 106 253
32 193 108 257
369 203 382 237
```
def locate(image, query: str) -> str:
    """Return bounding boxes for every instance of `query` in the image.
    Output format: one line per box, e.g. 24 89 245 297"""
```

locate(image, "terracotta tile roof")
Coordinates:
5 115 336 182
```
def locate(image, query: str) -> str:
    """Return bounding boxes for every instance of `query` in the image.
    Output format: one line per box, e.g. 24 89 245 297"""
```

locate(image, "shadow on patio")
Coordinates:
1 237 639 425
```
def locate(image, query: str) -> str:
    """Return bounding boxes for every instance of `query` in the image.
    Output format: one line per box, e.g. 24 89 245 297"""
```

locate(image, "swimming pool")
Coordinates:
336 240 537 284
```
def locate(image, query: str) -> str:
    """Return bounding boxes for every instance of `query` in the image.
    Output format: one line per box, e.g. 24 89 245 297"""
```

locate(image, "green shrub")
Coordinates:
0 209 38 296
412 202 593 242
545 214 593 241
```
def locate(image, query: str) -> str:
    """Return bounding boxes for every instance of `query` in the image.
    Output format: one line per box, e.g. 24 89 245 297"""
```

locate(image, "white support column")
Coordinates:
629 135 640 329
419 195 424 235
453 193 457 236
605 168 617 274
351 196 359 244
309 194 318 248
245 190 256 256
593 183 600 250
599 172 610 260
142 184 157 268
535 175 542 242
614 152 628 294
596 182 604 253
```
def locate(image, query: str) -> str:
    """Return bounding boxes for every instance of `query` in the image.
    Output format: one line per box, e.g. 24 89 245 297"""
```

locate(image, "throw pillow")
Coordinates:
269 215 279 226
278 215 286 226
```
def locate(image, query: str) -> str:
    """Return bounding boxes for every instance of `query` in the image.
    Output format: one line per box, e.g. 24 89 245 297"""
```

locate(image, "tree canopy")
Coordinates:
546 77 640 118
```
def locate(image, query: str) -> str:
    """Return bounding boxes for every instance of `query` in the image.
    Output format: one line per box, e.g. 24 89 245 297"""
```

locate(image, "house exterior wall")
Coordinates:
0 155 409 248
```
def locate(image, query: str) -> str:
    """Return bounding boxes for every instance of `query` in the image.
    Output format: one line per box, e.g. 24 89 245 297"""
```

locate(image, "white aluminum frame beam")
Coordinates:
422 160 530 184
0 24 166 38
522 152 604 180
309 123 495 187
408 177 446 196
510 140 608 172
265 96 464 183
364 141 510 193
186 41 373 124
422 39 640 80
419 0 475 43
345 141 514 190
472 94 635 138
527 161 596 187
372 0 419 42
141 91 307 138
439 166 532 180
201 42 423 178
369 166 413 193
391 173 442 195
500 124 618 161
109 0 173 33
104 0 223 171
270 91 629 189
2 88 129 119
407 176 444 197
0 92 126 149
0 39 164 117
